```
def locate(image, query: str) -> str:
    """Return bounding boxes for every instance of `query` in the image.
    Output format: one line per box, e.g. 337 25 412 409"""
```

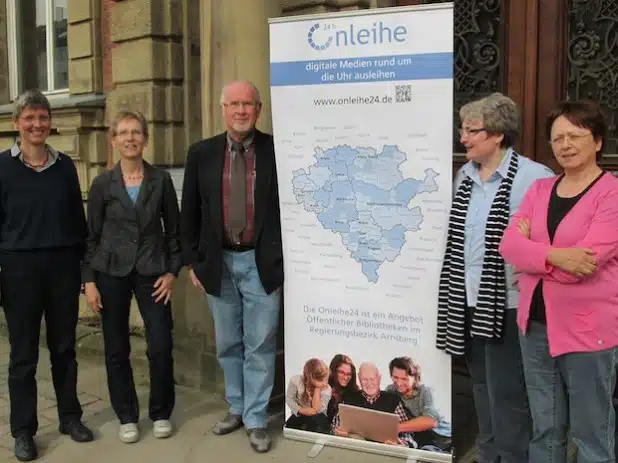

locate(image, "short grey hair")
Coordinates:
12 89 52 121
460 92 521 147
219 80 262 105
110 110 149 138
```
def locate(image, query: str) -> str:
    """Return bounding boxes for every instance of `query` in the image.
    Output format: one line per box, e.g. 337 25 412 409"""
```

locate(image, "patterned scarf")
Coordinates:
436 153 518 356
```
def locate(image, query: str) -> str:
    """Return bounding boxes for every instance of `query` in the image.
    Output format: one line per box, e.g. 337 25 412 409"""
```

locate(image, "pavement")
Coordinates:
0 334 464 463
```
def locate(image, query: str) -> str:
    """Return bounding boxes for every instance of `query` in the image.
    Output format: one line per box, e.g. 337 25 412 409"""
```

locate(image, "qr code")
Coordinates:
395 84 412 103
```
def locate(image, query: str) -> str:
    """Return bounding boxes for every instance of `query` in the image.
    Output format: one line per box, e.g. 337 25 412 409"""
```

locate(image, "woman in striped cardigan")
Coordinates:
436 93 553 463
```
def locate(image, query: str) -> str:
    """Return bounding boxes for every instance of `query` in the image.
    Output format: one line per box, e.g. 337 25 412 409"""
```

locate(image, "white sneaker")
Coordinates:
119 423 139 443
153 419 173 439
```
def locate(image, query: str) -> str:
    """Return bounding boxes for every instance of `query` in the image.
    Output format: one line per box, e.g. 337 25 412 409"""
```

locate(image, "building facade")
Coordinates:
0 0 615 397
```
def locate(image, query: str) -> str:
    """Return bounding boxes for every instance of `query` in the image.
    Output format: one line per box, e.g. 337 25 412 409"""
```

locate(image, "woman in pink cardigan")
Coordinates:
499 100 618 463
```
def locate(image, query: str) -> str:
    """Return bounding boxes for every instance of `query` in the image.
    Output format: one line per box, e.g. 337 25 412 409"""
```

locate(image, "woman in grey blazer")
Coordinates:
82 110 182 444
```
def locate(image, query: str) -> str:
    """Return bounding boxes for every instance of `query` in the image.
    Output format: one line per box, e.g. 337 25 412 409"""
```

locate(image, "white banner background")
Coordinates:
269 4 454 460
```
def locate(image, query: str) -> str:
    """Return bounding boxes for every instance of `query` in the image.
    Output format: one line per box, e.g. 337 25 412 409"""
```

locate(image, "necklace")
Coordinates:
23 153 49 169
123 171 144 181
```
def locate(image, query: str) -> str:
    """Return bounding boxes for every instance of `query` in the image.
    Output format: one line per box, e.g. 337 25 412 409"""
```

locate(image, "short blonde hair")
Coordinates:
109 110 149 138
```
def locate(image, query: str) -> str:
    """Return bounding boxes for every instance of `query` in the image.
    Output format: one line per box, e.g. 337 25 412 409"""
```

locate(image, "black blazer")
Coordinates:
82 162 182 282
180 130 283 297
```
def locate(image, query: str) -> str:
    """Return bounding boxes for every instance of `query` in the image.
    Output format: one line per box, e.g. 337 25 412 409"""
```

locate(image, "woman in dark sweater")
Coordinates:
0 89 93 461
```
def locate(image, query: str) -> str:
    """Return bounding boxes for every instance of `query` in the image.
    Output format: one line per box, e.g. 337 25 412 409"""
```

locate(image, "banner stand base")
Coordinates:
308 442 325 458
283 428 452 462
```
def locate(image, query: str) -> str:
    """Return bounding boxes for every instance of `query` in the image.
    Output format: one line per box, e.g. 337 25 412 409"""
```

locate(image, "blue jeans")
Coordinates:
206 250 280 429
465 308 531 463
520 321 617 463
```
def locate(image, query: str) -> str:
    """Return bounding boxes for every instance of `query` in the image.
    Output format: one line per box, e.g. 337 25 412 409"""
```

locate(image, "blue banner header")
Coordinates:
271 52 452 87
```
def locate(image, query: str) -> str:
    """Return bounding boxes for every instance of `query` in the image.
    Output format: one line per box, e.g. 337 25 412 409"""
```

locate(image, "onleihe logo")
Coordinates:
307 21 408 51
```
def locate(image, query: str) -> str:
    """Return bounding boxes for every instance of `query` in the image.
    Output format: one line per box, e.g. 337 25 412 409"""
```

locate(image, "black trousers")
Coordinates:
96 271 175 424
0 248 83 437
285 413 330 434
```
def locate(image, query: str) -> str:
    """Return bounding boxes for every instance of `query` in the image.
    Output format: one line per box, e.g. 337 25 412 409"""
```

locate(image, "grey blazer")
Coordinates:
82 161 182 282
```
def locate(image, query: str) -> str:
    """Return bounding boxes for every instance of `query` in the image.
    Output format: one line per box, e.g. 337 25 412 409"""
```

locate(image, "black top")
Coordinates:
180 130 283 297
528 172 606 322
0 150 87 254
342 389 401 414
82 162 182 282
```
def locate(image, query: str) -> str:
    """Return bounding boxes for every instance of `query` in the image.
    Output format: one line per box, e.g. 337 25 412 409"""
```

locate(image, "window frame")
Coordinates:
5 0 69 99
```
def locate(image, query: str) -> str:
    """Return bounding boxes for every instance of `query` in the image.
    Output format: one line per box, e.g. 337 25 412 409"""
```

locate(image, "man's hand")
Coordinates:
152 273 175 305
188 268 205 294
547 247 597 277
84 282 102 313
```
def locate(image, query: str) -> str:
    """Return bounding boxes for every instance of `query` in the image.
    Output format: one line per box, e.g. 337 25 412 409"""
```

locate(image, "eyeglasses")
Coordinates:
458 127 487 137
223 101 259 110
336 369 352 378
549 132 592 146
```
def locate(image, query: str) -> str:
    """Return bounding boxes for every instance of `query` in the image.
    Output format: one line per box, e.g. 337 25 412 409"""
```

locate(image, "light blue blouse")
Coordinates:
126 185 141 204
453 148 554 309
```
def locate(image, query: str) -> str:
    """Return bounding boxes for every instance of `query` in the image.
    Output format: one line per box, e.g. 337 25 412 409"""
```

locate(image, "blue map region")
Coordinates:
292 144 440 283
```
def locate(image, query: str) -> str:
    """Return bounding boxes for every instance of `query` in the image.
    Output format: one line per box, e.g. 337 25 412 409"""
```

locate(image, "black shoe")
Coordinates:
14 435 37 461
59 421 94 442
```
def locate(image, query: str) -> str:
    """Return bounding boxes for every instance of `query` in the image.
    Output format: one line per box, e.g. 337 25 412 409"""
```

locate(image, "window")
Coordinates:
6 0 69 98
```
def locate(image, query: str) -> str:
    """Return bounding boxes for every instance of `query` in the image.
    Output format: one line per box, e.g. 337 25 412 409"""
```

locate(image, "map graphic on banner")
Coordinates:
292 144 440 282
269 4 454 461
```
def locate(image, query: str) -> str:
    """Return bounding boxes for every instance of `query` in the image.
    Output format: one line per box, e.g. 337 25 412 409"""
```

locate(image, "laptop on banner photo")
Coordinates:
338 403 400 444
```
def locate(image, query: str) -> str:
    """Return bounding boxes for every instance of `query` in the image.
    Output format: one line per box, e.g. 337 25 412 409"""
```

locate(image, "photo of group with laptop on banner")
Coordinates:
284 354 452 453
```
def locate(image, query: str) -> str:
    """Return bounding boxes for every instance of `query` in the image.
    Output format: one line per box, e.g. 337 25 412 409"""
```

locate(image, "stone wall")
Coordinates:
0 0 394 396
106 0 185 166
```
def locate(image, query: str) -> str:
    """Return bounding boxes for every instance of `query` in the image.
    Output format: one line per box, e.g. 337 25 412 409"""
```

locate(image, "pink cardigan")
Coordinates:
499 173 618 357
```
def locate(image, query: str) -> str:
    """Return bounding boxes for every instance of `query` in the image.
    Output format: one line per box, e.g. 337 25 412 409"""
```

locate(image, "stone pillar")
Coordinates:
200 0 282 138
107 0 185 166
64 1 108 203
0 0 11 104
67 0 104 94
183 0 203 147
191 0 283 393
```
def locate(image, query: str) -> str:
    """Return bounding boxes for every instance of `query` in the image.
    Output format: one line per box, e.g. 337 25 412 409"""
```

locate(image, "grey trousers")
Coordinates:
465 308 532 463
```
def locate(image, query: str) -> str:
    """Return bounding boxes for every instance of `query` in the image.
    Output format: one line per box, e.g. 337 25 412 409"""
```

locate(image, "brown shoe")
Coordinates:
247 428 271 453
212 413 243 436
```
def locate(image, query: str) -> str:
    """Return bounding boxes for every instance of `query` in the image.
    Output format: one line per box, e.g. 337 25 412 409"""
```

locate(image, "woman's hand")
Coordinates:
153 273 175 305
84 282 102 313
547 247 597 277
298 407 317 416
517 218 530 239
